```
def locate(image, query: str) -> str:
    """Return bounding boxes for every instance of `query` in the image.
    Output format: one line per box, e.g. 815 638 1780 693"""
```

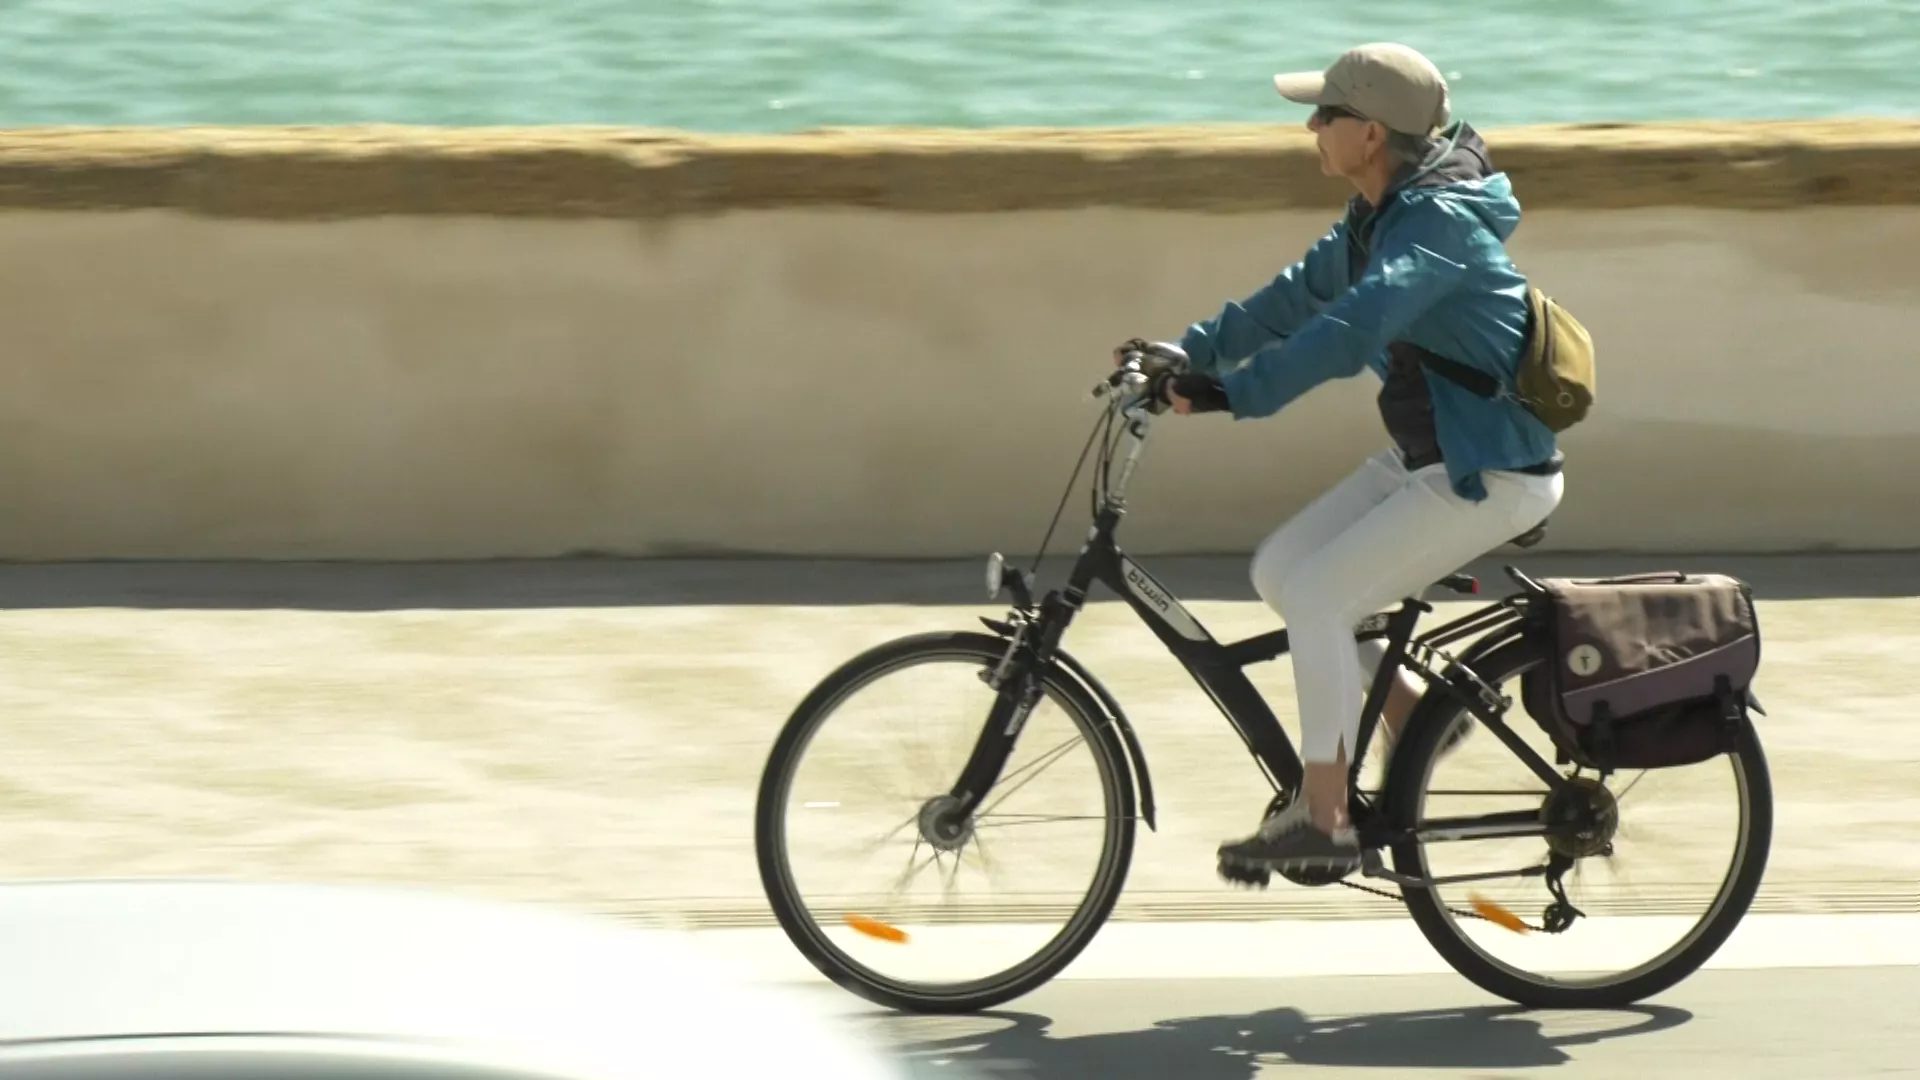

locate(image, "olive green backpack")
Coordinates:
1420 286 1596 432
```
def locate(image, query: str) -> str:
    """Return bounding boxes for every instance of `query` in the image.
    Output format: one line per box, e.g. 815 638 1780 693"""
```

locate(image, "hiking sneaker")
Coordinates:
1216 796 1361 875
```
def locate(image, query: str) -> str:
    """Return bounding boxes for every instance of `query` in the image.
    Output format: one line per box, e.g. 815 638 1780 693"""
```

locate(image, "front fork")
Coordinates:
946 590 1077 817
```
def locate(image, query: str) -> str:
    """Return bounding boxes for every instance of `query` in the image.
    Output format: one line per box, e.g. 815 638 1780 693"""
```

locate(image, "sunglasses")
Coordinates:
1312 103 1369 125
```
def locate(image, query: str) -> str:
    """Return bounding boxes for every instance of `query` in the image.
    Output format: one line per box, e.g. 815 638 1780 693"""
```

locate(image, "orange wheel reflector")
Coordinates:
843 914 909 944
1469 893 1531 934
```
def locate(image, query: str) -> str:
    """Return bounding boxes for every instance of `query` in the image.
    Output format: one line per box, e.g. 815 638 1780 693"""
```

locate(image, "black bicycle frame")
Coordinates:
947 501 1574 848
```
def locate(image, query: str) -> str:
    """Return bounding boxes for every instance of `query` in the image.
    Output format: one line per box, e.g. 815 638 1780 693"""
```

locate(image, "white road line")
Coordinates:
682 913 1920 985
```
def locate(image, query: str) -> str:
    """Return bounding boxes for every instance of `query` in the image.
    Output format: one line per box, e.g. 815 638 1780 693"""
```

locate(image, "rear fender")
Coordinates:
1383 620 1536 814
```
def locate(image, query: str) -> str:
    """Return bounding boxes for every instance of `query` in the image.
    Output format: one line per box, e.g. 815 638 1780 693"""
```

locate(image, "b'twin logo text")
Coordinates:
1125 564 1172 613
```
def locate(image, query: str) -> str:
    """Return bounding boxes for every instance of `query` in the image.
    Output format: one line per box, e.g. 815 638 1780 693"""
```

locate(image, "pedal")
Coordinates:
1216 858 1272 890
1278 862 1354 888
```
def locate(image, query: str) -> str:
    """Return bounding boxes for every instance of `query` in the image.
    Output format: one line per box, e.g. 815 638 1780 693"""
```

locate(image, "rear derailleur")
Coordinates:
1538 854 1587 933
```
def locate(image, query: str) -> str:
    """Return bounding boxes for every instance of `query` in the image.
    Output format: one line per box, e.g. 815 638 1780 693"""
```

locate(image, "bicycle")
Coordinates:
753 348 1772 1015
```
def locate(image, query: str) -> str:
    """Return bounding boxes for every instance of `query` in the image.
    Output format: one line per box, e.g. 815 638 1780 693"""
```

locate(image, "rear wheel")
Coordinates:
1384 635 1773 1008
754 631 1137 1013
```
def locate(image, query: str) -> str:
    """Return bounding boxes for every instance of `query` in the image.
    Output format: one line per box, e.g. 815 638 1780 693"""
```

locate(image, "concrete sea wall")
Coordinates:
1 120 1917 560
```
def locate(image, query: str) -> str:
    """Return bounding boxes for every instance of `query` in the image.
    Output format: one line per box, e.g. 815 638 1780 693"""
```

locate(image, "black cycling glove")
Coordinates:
1163 372 1229 413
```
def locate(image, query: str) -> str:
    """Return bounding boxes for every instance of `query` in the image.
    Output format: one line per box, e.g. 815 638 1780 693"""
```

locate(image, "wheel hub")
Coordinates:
917 795 975 853
1539 775 1619 859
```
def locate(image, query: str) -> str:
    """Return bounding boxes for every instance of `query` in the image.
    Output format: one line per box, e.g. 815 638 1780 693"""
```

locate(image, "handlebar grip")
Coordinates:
1094 344 1187 406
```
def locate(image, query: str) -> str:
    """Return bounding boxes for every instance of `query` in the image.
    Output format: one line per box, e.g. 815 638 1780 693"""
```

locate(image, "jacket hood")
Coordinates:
1348 121 1522 242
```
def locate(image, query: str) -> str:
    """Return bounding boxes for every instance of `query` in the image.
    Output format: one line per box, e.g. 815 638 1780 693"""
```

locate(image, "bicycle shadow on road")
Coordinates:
878 1002 1693 1077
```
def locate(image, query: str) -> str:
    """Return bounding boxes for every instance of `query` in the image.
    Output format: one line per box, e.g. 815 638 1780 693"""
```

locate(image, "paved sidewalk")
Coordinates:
0 552 1914 921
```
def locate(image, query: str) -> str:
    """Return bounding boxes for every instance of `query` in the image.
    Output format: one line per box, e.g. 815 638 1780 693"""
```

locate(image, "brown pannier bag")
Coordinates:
1520 572 1761 771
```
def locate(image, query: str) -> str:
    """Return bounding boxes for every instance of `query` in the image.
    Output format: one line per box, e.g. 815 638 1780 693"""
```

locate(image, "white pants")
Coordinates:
1251 449 1565 763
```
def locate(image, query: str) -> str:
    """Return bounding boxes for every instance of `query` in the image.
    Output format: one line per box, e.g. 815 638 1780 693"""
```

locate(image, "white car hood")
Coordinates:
0 879 905 1080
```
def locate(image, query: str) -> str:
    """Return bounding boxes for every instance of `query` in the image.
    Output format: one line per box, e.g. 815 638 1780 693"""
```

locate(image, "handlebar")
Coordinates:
1091 346 1189 412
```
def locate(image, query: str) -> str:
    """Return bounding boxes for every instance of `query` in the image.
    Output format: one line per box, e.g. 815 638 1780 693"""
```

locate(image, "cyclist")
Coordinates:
1117 43 1565 877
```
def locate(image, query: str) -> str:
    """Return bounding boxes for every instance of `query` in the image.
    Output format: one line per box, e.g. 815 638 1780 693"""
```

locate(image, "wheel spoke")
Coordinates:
888 837 942 898
973 732 1087 815
967 831 1004 888
1611 769 1651 805
760 637 1138 1012
840 811 923 860
1386 635 1770 1007
975 813 1119 828
898 723 950 801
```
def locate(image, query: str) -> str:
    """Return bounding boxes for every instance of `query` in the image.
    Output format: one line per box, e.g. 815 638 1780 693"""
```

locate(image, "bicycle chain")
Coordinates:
1333 875 1573 934
1246 794 1575 934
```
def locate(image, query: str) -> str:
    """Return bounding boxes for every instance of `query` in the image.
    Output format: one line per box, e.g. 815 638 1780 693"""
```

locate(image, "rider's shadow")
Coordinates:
875 1002 1693 1077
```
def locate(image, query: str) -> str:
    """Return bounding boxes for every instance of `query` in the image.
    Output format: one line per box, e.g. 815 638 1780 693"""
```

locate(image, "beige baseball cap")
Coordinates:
1272 43 1451 135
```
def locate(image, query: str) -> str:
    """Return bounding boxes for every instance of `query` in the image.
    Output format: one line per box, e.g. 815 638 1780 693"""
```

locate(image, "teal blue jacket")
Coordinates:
1176 122 1557 502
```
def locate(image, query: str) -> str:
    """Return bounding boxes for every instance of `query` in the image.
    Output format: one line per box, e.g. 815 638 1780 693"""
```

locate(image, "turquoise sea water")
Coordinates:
1 0 1916 131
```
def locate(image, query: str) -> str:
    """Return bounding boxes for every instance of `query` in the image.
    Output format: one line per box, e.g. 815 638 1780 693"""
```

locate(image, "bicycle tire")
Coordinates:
1383 635 1774 1008
753 630 1137 1014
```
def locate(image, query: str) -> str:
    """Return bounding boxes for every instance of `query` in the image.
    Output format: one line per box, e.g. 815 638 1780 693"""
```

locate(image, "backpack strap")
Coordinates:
1417 347 1502 400
1396 282 1552 408
1392 339 1503 400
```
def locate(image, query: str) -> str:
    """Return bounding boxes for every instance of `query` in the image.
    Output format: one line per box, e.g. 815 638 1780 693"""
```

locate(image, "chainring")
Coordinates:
1211 791 1356 889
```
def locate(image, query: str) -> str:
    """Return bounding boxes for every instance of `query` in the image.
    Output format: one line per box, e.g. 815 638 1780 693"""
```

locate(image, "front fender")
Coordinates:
1048 648 1158 832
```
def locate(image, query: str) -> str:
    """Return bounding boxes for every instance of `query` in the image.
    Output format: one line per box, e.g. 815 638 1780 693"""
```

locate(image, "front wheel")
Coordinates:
1384 635 1774 1008
754 631 1137 1013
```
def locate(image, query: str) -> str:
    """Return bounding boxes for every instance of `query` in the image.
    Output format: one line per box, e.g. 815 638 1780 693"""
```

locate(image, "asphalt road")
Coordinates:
845 965 1920 1078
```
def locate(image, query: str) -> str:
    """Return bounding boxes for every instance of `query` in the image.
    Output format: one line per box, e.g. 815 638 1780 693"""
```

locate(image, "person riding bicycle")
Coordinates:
1117 43 1565 878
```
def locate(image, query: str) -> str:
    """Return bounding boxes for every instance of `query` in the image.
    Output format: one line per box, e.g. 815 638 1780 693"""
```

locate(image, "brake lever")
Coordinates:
1092 348 1187 409
1090 353 1150 399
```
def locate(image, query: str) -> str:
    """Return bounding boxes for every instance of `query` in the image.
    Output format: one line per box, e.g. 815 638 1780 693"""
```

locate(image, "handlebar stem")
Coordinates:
1089 347 1184 507
1107 409 1154 508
